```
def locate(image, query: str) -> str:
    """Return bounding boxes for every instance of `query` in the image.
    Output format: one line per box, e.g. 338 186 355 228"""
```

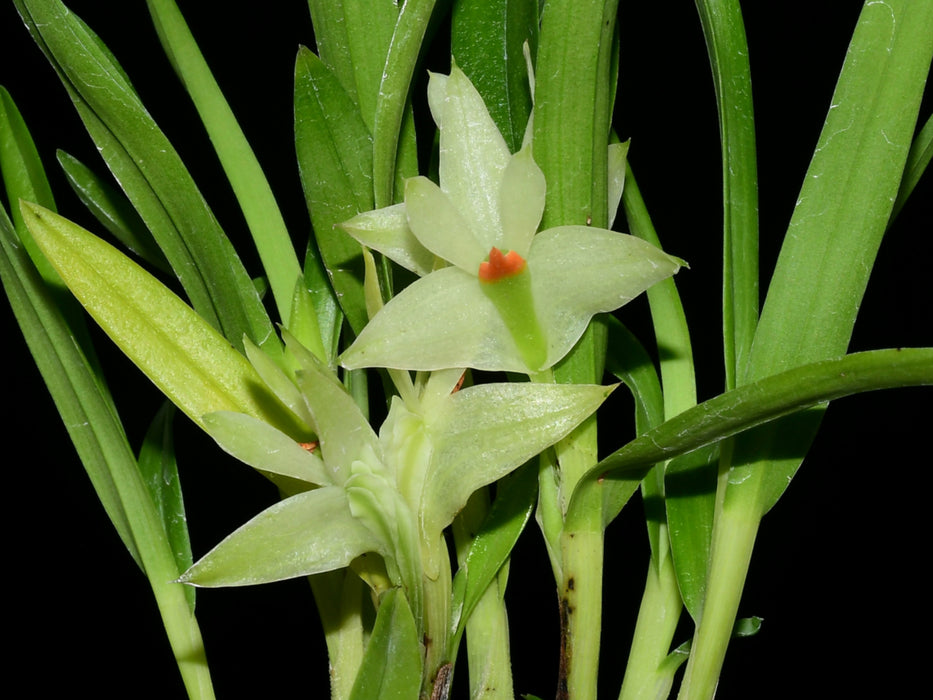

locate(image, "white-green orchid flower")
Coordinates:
338 66 684 375
179 334 612 643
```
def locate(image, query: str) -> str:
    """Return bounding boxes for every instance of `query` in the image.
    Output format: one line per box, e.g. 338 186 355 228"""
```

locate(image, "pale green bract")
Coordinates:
339 66 685 374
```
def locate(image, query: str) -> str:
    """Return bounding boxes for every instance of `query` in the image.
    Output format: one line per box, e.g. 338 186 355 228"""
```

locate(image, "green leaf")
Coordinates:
663 443 719 621
56 149 170 274
892 112 932 220
449 462 536 653
533 0 617 231
695 0 759 390
341 1 400 132
622 163 697 421
0 85 110 393
21 203 306 438
15 0 276 354
0 207 214 696
145 0 305 329
370 0 435 208
0 205 140 565
302 239 344 363
0 84 57 282
294 46 373 334
349 588 422 700
735 0 933 514
451 0 538 153
733 616 762 638
567 348 933 529
138 402 195 610
601 315 664 527
179 487 385 587
306 0 357 102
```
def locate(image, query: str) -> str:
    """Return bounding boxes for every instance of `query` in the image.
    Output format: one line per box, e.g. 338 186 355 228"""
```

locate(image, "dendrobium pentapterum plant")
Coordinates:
14 57 682 698
339 66 684 376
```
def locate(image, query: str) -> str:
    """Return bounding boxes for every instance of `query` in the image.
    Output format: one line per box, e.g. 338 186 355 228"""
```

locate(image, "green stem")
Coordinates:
676 495 759 700
309 571 365 700
557 525 604 700
149 579 214 699
618 549 683 700
421 531 453 695
619 163 695 698
453 489 515 700
534 2 619 696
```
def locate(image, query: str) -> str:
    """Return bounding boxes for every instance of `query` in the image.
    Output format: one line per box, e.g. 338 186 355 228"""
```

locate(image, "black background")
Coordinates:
2 2 930 698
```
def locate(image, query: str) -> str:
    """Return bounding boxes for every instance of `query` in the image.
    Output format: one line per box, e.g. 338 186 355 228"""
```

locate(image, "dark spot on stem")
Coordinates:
557 596 572 700
430 663 453 700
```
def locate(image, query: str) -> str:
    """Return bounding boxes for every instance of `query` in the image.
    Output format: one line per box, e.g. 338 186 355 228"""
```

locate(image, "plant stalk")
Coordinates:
676 494 759 700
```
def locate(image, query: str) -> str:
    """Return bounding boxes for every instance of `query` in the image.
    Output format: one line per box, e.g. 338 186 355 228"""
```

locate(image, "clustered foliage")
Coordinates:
1 1 930 698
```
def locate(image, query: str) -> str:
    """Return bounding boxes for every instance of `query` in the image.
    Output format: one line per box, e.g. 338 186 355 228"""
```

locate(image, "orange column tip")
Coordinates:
479 247 526 282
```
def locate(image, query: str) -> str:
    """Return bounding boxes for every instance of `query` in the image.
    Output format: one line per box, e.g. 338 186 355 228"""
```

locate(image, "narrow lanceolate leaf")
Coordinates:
340 0 400 133
450 0 539 153
370 0 435 208
735 0 933 513
294 46 373 335
145 0 304 328
566 348 933 530
138 402 195 609
56 150 170 274
22 203 306 438
601 315 664 530
179 487 385 587
1 207 215 697
15 0 276 354
695 0 759 390
422 381 614 534
892 112 932 222
0 86 109 390
663 443 719 620
449 462 536 651
349 588 422 700
0 206 140 565
0 85 57 283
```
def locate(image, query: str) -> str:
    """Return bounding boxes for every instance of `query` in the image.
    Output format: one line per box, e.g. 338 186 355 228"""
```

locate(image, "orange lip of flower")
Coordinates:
478 247 527 282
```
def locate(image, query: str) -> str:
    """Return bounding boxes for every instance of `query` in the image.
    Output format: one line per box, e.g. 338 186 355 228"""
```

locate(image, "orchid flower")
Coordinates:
179 334 612 627
338 66 684 375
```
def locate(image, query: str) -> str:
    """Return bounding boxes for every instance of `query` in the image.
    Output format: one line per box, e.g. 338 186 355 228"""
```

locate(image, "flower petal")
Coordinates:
429 67 510 250
339 203 436 277
203 411 330 486
340 267 529 372
422 382 614 534
498 146 545 258
529 226 685 365
177 487 385 586
286 333 381 483
404 176 487 272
